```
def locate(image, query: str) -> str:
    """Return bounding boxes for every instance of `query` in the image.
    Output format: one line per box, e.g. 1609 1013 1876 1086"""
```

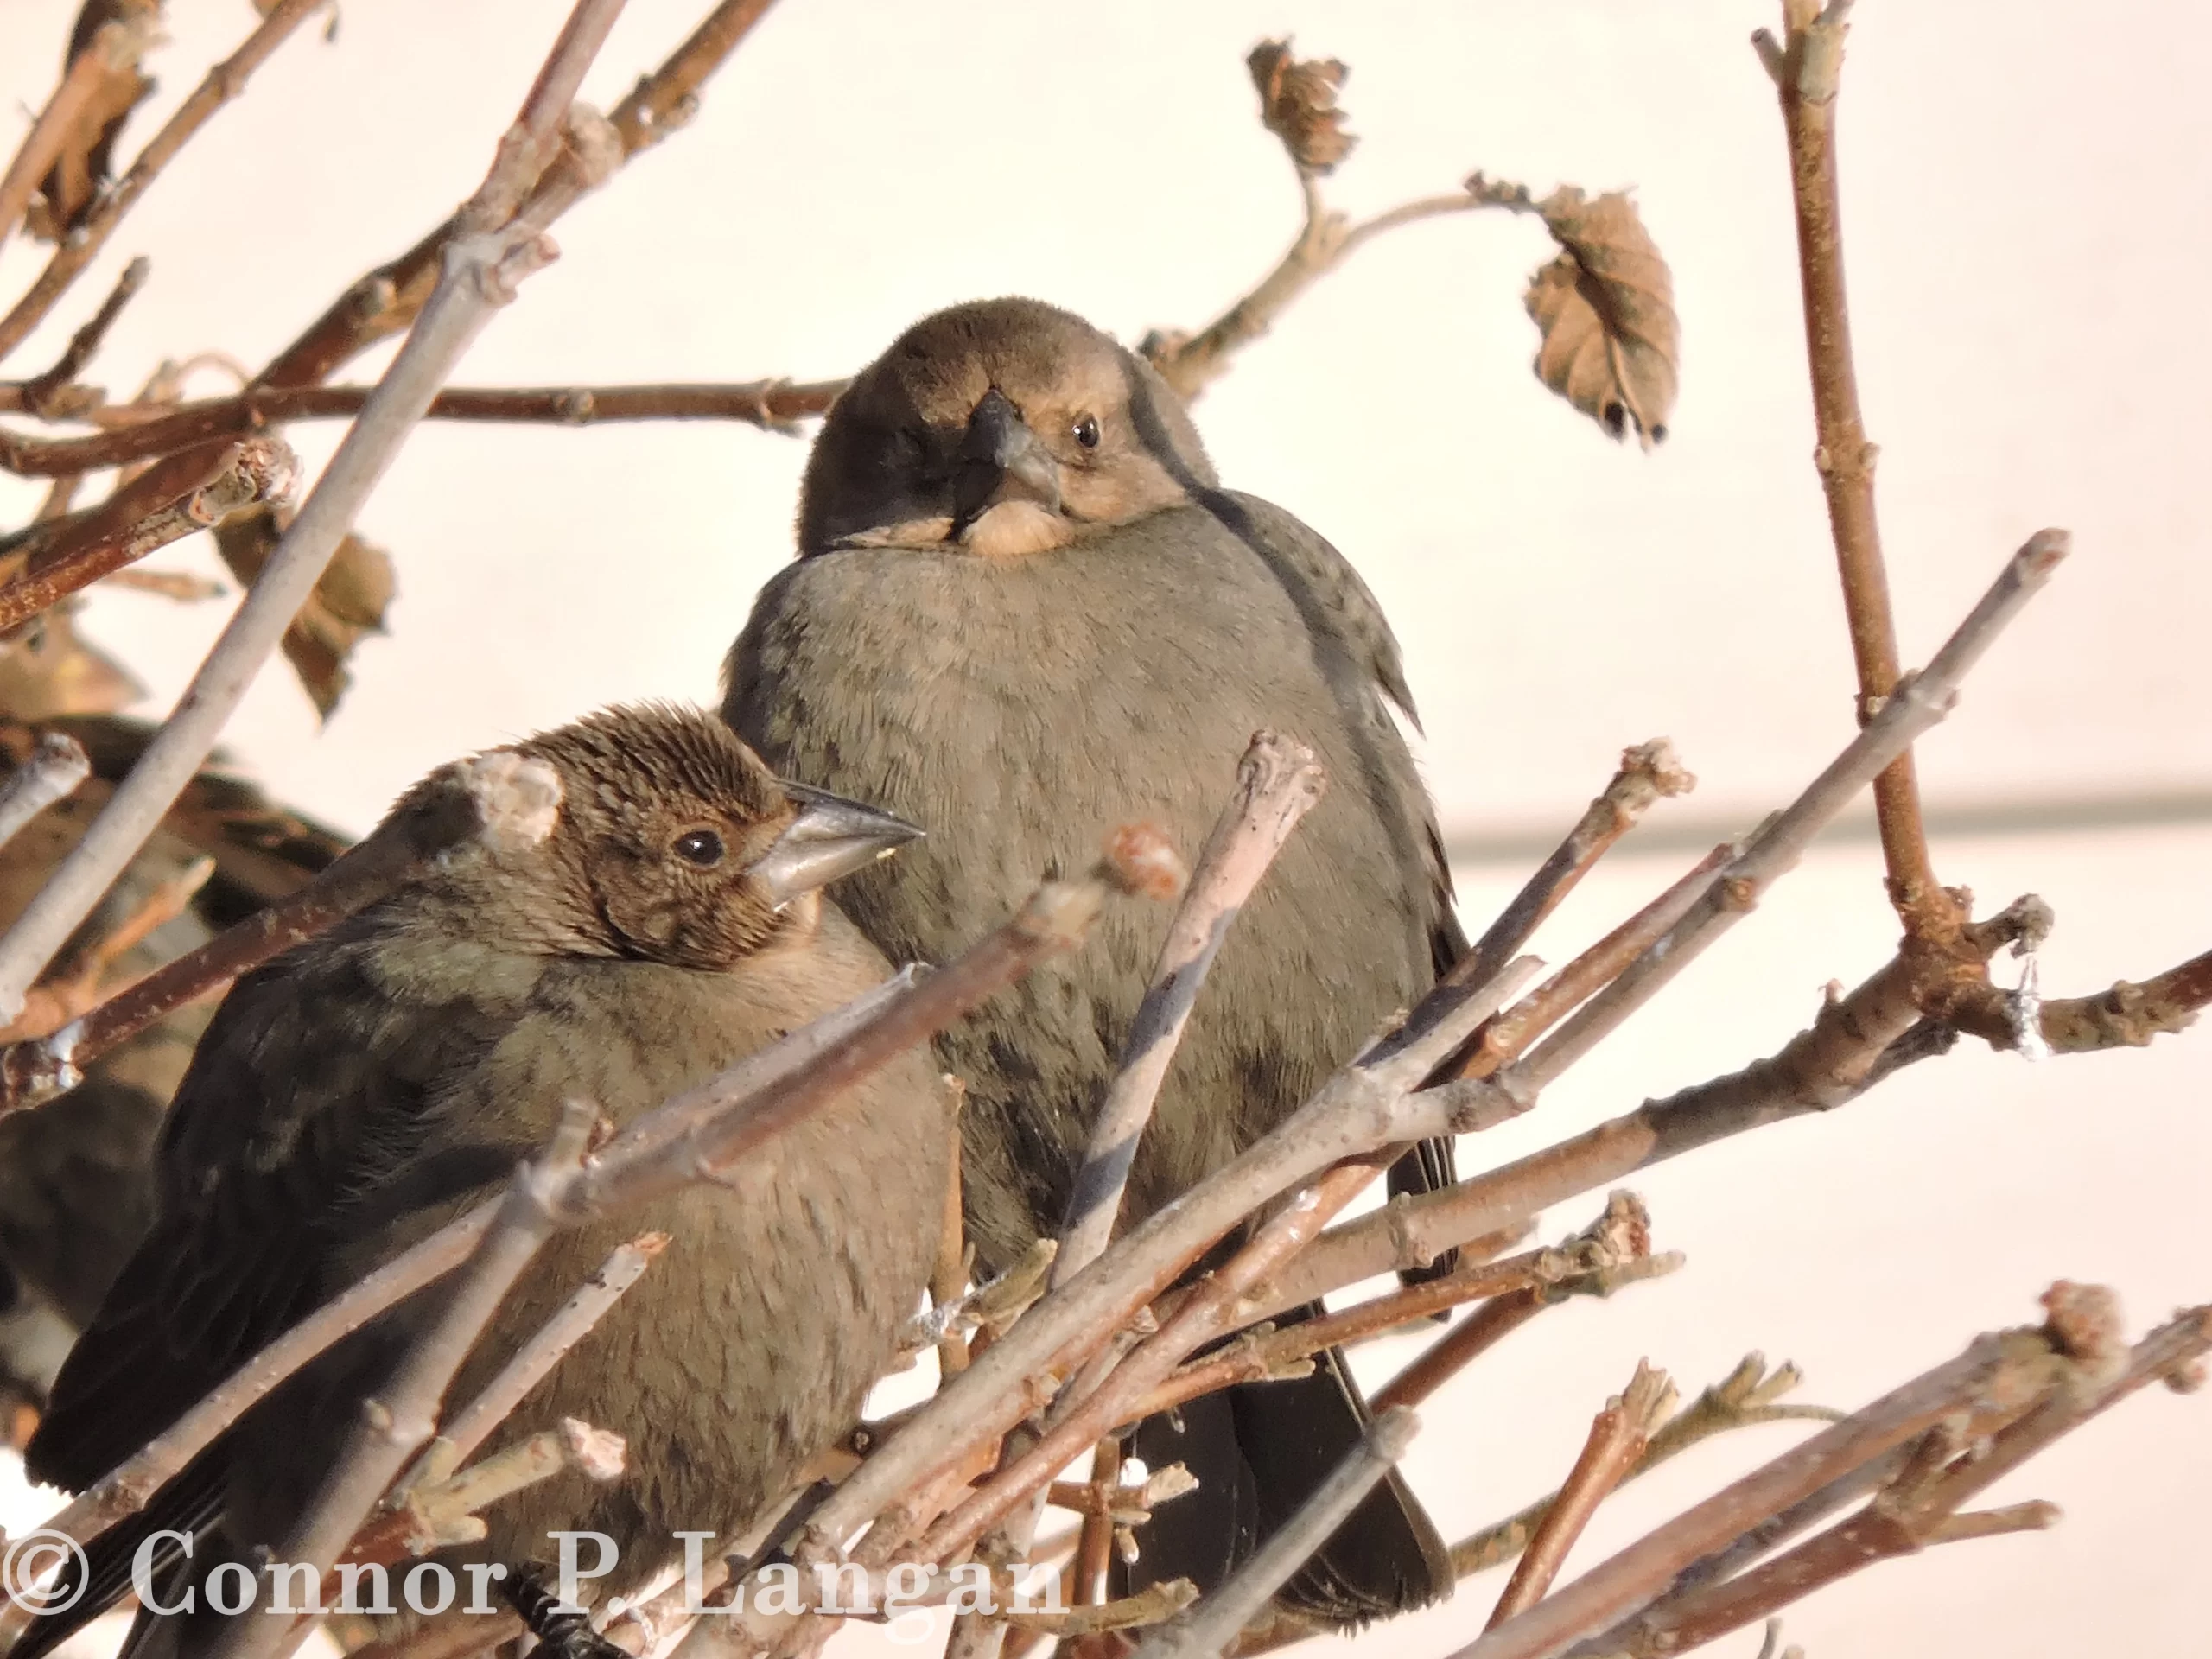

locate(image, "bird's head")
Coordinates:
404 705 920 970
798 297 1218 558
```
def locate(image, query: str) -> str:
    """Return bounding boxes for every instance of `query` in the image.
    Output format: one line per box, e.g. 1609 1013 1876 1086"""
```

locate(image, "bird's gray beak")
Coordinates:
952 387 1062 532
747 782 924 908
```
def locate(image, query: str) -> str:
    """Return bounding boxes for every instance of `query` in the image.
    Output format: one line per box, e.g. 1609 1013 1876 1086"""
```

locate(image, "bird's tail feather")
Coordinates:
1117 1307 1452 1625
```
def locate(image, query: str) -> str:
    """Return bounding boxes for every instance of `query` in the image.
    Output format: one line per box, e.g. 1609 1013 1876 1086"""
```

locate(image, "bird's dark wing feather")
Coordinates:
26 921 512 1493
1118 1313 1452 1621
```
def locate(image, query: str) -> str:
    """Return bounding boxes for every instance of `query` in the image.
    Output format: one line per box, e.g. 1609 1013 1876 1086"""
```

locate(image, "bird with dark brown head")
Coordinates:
23 704 947 1659
727 298 1466 1624
797 297 1211 559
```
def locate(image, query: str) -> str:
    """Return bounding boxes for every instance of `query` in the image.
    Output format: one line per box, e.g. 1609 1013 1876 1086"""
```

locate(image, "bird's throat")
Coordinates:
957 500 1079 558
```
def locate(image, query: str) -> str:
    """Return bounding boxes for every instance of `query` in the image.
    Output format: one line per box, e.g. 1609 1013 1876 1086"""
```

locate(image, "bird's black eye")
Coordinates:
1072 415 1101 449
674 829 725 868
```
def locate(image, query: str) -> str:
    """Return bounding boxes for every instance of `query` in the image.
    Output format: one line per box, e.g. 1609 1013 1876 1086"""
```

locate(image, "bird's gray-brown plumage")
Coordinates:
24 705 948 1659
722 297 1464 1623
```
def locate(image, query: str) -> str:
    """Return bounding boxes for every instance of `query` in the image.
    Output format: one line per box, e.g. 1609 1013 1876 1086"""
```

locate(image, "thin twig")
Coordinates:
0 733 88 855
1144 177 1491 403
752 955 1541 1610
1762 0 1954 939
1468 1294 2212 1659
1923 1501 2062 1544
16 0 787 686
1375 1290 1546 1413
1059 731 1321 1275
0 0 329 365
0 748 563 1113
1485 1362 1675 1628
0 436 297 634
1208 1362 1842 1649
0 379 849 474
1268 531 2069 1309
1375 1194 1656 1412
1129 1408 1419 1659
912 1166 1377 1567
957 728 1287 1659
1439 739 1694 1020
16 257 149 418
567 844 1164 1220
257 0 783 393
1440 1357 1840 1591
1571 1301 2211 1657
343 1418 627 1569
910 944 1579 1573
1144 1246 1676 1424
1947 946 2212 1054
0 853 212 1045
931 1077 973 1377
0 0 617 1022
1429 845 1733 1096
1072 1435 1123 1611
400 1233 667 1495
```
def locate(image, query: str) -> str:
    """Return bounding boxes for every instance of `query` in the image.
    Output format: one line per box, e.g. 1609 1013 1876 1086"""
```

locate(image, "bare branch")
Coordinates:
1947 946 2212 1054
1058 731 1319 1275
1440 739 1694 1020
0 435 298 634
1144 1233 1677 1421
401 1233 667 1495
342 1418 627 1569
0 0 627 1022
15 256 149 419
0 0 330 365
1764 0 1952 938
1438 1357 1840 1592
1486 1362 1675 1627
1923 1501 2061 1544
1374 1288 1547 1414
1573 1300 2211 1658
741 954 1541 1615
260 0 784 391
1269 530 2069 1307
0 379 849 474
569 843 1162 1222
0 733 88 855
1375 1195 1658 1413
1140 41 1512 400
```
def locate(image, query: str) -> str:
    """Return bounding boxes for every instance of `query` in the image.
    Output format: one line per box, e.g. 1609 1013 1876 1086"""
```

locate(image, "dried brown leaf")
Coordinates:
1247 39 1356 175
1522 188 1678 448
25 1 163 244
212 506 394 719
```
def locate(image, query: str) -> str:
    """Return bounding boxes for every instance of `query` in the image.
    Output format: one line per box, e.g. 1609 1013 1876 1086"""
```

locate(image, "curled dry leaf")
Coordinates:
25 0 164 244
1518 186 1679 448
1247 39 1356 175
212 508 394 720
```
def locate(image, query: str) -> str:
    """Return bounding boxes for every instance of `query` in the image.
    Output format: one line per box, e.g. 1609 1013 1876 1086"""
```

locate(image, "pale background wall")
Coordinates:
0 3 2206 1656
